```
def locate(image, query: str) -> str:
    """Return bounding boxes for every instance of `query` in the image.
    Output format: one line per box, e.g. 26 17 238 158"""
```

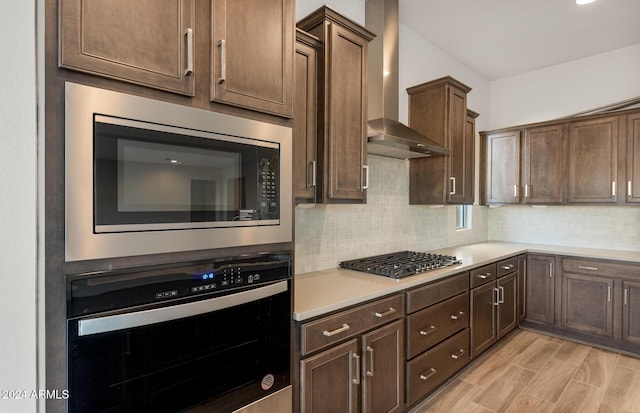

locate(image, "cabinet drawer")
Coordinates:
300 294 404 355
406 328 470 406
497 257 518 277
406 292 469 359
406 272 469 314
562 257 640 279
470 263 497 288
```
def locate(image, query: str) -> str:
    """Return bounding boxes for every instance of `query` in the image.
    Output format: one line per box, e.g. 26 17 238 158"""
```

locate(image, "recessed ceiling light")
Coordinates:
576 0 596 5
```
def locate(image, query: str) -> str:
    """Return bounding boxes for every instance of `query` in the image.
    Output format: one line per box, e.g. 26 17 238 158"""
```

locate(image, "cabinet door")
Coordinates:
211 0 294 117
325 22 369 202
60 0 195 95
567 116 618 203
627 113 640 203
526 254 555 325
293 33 319 202
470 282 497 358
361 320 405 413
300 339 359 412
561 273 614 337
517 255 527 323
622 280 640 344
522 124 564 204
497 273 518 339
484 130 521 204
448 92 473 204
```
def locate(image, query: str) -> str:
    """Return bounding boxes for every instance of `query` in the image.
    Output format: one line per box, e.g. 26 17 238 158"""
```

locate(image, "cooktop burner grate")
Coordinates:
339 251 461 279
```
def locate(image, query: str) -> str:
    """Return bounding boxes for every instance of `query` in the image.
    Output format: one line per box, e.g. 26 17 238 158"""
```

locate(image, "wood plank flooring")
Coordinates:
410 329 640 413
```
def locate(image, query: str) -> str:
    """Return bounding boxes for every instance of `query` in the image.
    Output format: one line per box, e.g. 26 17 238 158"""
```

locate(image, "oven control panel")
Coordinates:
67 252 291 317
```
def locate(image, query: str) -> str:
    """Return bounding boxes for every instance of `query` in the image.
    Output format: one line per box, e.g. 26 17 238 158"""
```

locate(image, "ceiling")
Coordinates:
398 0 640 80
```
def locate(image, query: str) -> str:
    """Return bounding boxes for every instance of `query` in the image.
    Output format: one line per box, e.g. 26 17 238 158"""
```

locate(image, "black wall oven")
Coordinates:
66 252 291 412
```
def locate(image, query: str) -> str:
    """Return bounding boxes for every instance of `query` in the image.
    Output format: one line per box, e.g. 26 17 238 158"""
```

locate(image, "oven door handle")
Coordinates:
77 280 288 336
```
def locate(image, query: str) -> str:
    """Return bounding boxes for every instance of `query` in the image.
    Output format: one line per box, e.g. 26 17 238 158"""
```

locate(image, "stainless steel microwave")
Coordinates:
65 82 292 262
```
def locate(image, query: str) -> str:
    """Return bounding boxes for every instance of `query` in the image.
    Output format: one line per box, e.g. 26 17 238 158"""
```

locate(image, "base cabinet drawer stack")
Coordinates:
404 272 470 407
298 294 405 413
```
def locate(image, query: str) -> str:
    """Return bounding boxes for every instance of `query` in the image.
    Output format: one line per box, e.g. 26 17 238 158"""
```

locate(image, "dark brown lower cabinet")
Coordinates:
525 254 556 325
623 280 640 344
471 271 517 358
299 319 404 413
561 272 614 337
406 328 470 406
300 339 359 412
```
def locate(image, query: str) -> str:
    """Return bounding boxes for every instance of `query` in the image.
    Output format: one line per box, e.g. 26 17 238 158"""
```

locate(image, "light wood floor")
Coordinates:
411 329 640 413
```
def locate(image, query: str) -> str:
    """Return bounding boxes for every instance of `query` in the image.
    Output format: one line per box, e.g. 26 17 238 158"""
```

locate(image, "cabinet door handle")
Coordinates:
352 353 360 384
612 181 617 197
184 28 193 76
514 185 519 198
374 307 396 318
323 323 350 337
450 348 465 359
419 325 437 336
629 181 633 197
549 262 553 278
624 288 629 306
217 39 227 84
419 367 437 381
498 286 505 304
450 177 456 195
524 184 529 198
362 165 369 190
366 346 374 377
450 311 464 320
607 286 611 303
494 288 500 306
578 265 599 271
308 160 317 187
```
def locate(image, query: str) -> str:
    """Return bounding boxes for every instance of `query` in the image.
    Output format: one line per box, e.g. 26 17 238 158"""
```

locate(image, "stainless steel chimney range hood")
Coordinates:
366 0 449 159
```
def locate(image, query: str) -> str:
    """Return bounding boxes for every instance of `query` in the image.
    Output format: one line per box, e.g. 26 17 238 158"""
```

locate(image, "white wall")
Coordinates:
0 0 39 411
489 43 640 130
296 0 365 24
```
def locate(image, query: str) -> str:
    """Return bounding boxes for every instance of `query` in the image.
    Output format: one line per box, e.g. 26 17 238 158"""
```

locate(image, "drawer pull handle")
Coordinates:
450 311 465 320
578 265 599 271
374 307 397 318
502 265 514 270
323 323 350 337
419 368 437 381
366 346 374 377
451 348 465 359
352 353 360 384
479 274 489 279
419 325 437 336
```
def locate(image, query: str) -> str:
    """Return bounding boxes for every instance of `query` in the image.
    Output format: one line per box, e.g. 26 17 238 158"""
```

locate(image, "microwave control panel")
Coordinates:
257 156 279 219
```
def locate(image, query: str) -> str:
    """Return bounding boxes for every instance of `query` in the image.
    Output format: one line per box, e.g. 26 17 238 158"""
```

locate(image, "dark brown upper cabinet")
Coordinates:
627 112 640 203
210 0 294 117
481 130 521 204
407 77 474 205
298 7 375 204
522 124 565 204
293 29 321 203
567 116 618 204
59 0 196 96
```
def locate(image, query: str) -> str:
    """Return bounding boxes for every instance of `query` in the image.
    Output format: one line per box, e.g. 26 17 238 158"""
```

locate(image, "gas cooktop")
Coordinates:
339 251 461 279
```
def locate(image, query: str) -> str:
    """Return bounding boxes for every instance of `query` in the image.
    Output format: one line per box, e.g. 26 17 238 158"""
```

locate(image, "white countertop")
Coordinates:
293 241 640 321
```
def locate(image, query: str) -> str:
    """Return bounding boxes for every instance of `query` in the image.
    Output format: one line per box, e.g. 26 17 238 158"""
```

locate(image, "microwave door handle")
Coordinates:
77 280 288 337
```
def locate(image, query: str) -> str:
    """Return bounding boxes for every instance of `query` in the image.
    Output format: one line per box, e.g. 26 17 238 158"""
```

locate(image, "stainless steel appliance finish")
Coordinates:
66 252 292 413
340 251 461 278
64 82 292 261
365 0 449 159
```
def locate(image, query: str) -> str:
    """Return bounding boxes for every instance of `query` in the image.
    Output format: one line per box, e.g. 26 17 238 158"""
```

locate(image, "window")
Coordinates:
456 205 472 230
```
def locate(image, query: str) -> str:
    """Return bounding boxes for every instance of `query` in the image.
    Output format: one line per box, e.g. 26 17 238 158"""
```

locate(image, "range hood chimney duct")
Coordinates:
366 0 449 159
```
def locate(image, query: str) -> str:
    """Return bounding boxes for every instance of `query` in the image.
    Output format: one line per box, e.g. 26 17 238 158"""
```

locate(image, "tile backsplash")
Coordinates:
294 155 488 274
